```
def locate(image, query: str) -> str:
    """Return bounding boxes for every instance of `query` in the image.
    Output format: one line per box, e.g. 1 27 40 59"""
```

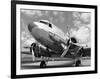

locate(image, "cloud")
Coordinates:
73 20 81 27
71 12 91 47
24 38 36 46
72 12 81 20
21 9 36 15
35 10 43 16
21 31 36 46
53 11 59 16
70 27 90 44
80 13 91 24
21 9 43 17
72 12 91 25
45 11 49 15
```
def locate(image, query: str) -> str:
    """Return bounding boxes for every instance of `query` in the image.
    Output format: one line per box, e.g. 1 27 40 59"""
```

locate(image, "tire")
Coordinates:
75 59 81 67
40 61 47 68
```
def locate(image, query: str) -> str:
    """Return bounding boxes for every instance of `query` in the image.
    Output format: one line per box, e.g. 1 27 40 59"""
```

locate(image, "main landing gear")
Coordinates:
40 60 47 68
74 59 81 67
40 57 49 68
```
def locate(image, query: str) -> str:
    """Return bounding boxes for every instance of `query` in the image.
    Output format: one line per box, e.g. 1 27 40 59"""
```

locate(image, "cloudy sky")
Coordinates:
20 9 91 47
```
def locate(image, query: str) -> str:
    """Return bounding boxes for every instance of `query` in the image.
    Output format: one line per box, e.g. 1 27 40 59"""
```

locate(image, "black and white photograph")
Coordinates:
21 9 91 69
11 1 97 78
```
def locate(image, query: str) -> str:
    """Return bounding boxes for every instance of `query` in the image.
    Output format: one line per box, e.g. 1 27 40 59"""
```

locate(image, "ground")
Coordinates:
21 53 91 69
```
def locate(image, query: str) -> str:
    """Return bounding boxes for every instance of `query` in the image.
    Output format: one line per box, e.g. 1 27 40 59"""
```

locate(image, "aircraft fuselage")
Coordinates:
28 21 64 53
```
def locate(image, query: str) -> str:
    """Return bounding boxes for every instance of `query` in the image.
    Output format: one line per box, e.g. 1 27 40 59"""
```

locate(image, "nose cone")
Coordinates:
28 22 37 32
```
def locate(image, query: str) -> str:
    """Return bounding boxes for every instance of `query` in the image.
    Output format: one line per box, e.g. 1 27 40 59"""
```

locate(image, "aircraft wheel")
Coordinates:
75 59 81 67
40 60 47 68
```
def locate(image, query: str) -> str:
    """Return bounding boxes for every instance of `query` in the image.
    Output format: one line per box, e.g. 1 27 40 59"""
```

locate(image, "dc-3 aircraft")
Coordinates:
27 20 90 68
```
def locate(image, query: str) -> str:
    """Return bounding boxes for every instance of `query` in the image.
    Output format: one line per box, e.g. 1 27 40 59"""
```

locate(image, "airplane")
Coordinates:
27 20 90 68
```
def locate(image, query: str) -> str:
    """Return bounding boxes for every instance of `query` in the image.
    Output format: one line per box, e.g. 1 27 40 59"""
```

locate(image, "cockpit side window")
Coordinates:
49 24 52 28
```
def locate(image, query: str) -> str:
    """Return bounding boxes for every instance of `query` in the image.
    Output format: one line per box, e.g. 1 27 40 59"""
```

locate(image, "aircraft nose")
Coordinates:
28 22 37 32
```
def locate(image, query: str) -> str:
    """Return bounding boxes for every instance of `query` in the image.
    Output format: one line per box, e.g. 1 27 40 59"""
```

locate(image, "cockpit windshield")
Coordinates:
40 20 52 28
40 20 49 25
